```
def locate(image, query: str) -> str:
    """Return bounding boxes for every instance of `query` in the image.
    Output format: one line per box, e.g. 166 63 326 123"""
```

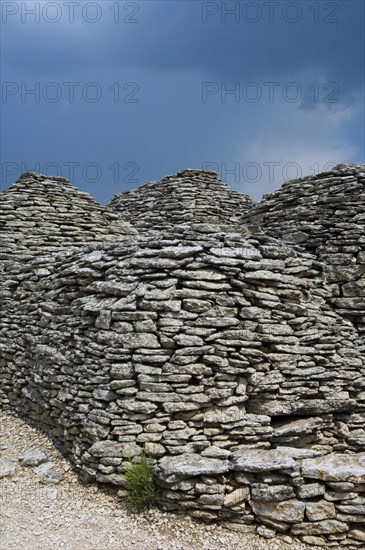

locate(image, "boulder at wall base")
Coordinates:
250 499 306 524
291 520 349 535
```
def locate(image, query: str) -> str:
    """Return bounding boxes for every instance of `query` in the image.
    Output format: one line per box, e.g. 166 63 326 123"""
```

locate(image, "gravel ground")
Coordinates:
0 411 319 550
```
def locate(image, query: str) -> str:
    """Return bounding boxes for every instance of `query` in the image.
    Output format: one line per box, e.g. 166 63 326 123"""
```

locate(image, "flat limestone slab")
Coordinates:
158 454 229 477
301 453 365 483
230 448 299 472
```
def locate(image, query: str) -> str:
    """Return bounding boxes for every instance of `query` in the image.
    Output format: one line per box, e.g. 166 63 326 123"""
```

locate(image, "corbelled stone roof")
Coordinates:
0 172 136 263
243 163 365 335
107 169 253 230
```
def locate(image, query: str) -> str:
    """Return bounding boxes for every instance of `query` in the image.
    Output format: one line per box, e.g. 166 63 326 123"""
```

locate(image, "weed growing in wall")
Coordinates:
123 452 159 510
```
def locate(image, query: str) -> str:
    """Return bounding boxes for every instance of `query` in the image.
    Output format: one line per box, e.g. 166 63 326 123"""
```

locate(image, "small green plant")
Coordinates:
123 451 158 510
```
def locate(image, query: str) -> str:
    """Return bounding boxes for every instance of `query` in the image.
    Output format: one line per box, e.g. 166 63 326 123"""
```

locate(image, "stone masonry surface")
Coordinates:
108 169 253 230
0 410 319 550
1 165 365 548
0 172 136 265
243 164 365 337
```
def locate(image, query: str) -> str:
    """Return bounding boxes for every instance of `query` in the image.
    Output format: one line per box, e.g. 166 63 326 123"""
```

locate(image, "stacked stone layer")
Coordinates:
243 164 365 337
157 449 365 546
0 172 136 264
108 169 253 230
1 166 365 546
1 225 365 545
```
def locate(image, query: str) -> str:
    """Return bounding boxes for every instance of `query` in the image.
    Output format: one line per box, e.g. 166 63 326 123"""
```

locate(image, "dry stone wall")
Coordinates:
243 164 365 338
108 169 253 230
1 224 365 546
0 172 136 266
1 167 365 546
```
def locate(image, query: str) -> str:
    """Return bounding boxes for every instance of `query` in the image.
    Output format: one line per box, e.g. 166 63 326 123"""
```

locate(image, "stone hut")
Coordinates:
0 171 136 265
242 164 365 337
1 166 365 547
108 169 253 230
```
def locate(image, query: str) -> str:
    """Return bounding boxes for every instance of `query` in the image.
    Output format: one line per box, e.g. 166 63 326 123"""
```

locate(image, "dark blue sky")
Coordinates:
1 0 364 202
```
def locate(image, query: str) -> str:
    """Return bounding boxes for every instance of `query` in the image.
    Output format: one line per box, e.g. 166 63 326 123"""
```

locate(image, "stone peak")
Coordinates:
16 172 71 183
333 163 365 171
174 168 219 178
